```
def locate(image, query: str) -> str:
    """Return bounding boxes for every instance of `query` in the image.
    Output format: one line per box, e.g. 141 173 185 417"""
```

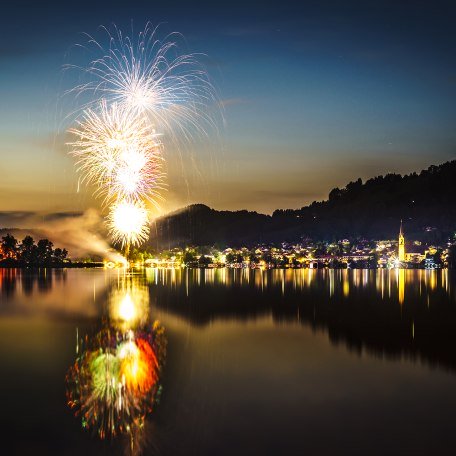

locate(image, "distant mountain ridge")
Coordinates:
150 160 456 248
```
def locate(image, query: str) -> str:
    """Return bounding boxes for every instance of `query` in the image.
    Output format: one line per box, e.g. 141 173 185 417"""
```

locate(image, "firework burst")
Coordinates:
107 200 150 249
68 101 164 206
68 23 218 143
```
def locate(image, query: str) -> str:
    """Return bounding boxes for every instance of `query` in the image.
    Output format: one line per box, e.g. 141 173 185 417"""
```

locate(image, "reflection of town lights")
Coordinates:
118 293 136 322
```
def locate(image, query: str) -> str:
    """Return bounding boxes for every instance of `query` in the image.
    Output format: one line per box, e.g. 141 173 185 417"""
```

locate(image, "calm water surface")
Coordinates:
1 267 456 455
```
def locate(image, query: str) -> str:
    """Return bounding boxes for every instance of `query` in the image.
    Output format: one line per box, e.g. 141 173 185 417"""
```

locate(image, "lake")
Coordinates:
1 267 456 455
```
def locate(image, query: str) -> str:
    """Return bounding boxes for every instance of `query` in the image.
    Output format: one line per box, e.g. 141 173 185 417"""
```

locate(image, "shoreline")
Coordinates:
0 264 446 270
0 262 105 269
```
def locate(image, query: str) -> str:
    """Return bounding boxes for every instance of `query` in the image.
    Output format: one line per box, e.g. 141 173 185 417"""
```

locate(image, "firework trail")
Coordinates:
67 24 218 256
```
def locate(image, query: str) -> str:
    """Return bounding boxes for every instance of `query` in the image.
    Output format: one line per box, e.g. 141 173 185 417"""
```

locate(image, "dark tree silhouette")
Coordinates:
53 248 68 264
37 239 54 264
20 236 36 263
1 234 18 260
0 234 70 266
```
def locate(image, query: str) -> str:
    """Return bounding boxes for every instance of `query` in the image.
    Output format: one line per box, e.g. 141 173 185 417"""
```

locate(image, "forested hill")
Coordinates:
150 161 456 248
150 205 271 249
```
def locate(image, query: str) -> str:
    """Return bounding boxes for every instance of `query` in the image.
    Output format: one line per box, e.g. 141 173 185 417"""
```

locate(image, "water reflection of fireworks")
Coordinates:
66 278 166 452
66 323 166 441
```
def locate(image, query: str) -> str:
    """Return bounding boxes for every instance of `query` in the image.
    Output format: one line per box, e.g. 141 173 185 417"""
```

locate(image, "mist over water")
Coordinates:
1 267 456 455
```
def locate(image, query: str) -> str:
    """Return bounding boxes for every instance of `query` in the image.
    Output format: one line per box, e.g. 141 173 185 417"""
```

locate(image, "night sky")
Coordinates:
1 0 455 218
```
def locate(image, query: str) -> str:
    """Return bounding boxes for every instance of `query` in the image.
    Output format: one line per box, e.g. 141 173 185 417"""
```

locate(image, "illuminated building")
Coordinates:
398 221 405 262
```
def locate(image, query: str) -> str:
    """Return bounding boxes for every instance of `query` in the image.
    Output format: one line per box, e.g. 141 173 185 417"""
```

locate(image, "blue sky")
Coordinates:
0 0 455 215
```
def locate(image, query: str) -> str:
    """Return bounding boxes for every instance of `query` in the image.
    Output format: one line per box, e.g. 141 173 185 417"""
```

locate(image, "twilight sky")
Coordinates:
0 0 455 218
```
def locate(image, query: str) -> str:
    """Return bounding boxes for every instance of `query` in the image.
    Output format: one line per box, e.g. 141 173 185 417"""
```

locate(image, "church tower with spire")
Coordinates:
398 221 405 262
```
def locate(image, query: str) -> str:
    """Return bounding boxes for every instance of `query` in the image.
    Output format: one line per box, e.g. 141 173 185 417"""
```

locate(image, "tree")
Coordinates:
129 248 144 263
328 187 343 201
1 234 18 260
327 244 341 256
183 249 197 264
36 239 54 264
448 245 456 268
249 252 259 264
261 251 273 264
53 248 68 264
198 255 212 267
225 252 237 264
20 236 35 263
314 242 327 257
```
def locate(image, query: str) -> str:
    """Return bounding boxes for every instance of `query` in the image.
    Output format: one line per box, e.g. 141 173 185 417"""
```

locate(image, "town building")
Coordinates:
398 221 405 262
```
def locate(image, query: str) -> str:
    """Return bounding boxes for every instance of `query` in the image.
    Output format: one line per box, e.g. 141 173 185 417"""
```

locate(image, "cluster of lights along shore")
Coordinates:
101 224 447 270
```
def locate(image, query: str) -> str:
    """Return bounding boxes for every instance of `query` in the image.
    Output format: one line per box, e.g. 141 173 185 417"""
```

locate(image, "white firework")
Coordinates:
107 199 150 248
67 23 218 144
67 100 164 205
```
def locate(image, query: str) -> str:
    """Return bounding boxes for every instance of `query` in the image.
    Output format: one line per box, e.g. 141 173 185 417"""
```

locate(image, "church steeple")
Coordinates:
398 220 405 262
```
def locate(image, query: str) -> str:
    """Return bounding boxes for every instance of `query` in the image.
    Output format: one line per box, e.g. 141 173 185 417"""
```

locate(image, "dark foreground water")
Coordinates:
1 267 456 455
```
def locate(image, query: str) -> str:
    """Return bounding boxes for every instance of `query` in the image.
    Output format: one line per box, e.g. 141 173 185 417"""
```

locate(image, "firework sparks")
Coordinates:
68 23 218 143
66 24 217 256
107 200 150 249
68 101 164 205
